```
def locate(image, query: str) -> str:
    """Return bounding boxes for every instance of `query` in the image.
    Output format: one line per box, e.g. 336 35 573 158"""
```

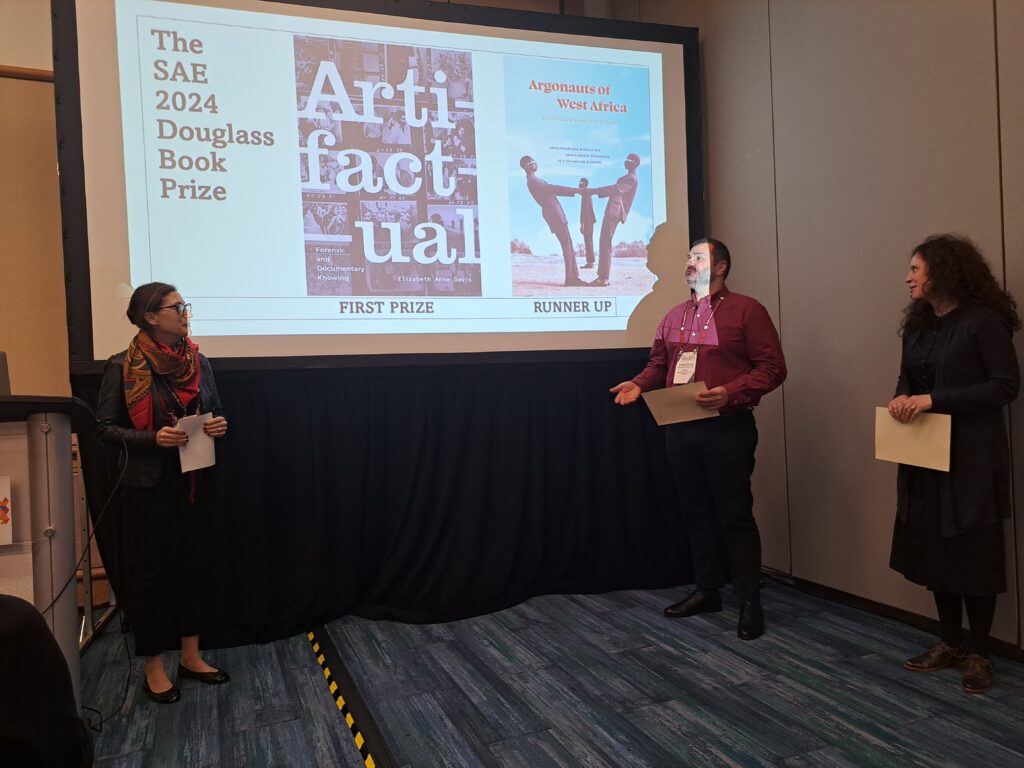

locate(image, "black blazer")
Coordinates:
95 351 225 487
895 306 1019 536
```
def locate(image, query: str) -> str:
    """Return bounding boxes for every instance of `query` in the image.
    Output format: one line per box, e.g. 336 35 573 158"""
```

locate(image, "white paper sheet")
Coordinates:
176 413 216 473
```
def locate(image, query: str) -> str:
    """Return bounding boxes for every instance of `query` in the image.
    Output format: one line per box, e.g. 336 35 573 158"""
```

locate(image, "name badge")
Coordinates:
673 350 697 384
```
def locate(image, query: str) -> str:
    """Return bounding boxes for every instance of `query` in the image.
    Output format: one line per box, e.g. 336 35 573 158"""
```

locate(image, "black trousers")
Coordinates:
664 410 762 602
120 464 205 656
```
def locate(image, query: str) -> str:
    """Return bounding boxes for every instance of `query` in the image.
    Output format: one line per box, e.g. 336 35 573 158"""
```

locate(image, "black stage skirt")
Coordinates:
890 466 1005 595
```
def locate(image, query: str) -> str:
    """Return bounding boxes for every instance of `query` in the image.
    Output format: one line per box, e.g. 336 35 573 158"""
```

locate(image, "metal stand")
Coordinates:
28 412 81 703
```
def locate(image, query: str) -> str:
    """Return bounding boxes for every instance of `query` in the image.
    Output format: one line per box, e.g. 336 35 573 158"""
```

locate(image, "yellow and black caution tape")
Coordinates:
307 629 381 768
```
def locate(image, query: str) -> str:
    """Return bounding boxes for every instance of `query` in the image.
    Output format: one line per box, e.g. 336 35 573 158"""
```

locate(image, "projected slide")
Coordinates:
112 0 669 339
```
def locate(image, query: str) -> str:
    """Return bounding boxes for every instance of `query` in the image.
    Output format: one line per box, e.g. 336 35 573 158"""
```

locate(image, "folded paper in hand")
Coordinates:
642 382 720 426
874 407 950 472
176 412 216 473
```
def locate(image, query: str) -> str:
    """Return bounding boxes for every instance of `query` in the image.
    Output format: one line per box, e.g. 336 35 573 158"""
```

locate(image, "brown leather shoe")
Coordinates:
960 654 993 694
902 642 966 672
664 589 722 618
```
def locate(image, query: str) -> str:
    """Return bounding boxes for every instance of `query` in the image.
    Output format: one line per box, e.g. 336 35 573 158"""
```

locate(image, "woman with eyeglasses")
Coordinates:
96 282 230 703
887 235 1019 694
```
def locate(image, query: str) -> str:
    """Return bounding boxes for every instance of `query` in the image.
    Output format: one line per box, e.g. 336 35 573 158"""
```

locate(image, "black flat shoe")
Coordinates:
177 664 230 685
737 601 764 641
664 589 722 618
143 680 181 704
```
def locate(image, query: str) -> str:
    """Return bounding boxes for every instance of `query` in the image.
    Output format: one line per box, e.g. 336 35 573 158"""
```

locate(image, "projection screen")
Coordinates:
55 0 702 362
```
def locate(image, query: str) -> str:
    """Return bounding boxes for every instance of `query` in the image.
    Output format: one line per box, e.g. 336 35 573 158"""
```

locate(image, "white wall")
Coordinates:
640 0 1021 643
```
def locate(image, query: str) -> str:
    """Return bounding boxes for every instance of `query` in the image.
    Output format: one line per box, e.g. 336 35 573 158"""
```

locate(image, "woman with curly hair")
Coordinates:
887 234 1020 693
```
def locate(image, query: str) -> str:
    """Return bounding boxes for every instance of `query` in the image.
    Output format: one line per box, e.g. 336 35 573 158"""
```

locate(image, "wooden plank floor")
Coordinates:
81 584 1024 766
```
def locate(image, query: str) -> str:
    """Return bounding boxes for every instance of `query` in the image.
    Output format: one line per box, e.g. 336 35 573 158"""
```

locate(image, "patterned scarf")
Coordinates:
123 331 201 430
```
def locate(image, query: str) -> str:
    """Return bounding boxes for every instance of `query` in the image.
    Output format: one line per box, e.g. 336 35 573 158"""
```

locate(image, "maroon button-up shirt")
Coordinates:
632 286 787 414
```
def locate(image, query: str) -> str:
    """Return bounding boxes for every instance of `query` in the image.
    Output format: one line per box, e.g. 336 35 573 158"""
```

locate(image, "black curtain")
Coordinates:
73 356 692 647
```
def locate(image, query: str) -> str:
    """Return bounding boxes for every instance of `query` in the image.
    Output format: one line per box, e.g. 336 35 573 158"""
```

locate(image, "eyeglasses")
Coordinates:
156 302 192 316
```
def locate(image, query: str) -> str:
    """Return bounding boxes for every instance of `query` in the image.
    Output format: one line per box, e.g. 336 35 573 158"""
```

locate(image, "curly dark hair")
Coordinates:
900 234 1020 335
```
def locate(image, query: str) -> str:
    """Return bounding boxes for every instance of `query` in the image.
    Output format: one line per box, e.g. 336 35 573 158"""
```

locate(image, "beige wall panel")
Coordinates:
451 0 559 12
998 0 1024 647
0 77 69 395
638 0 790 572
0 0 53 70
770 1 1010 635
610 0 638 22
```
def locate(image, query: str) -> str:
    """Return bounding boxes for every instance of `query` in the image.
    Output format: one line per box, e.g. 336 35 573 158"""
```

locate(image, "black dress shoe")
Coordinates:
737 601 764 640
143 680 181 704
664 589 722 618
177 664 230 685
563 277 589 287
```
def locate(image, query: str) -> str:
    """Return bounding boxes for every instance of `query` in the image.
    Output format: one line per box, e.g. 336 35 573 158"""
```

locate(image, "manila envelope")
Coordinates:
874 407 951 472
642 382 720 426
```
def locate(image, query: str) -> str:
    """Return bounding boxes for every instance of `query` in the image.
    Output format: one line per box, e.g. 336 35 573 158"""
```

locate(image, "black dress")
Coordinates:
889 311 1005 595
95 351 225 656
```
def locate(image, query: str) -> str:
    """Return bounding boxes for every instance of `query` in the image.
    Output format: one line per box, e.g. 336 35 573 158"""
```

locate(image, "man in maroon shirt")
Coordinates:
609 238 786 640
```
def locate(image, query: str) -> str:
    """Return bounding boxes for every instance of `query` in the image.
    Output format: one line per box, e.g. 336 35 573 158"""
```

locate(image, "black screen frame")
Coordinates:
52 0 703 374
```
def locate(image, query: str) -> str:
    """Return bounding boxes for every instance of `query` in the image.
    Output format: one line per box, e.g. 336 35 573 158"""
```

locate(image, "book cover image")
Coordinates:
504 56 655 297
294 36 482 296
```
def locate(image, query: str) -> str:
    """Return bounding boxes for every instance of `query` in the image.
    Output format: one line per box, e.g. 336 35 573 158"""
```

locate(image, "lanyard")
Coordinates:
680 294 725 352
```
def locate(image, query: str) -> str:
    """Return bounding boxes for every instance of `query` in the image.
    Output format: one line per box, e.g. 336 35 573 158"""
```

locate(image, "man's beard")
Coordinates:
687 269 710 299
